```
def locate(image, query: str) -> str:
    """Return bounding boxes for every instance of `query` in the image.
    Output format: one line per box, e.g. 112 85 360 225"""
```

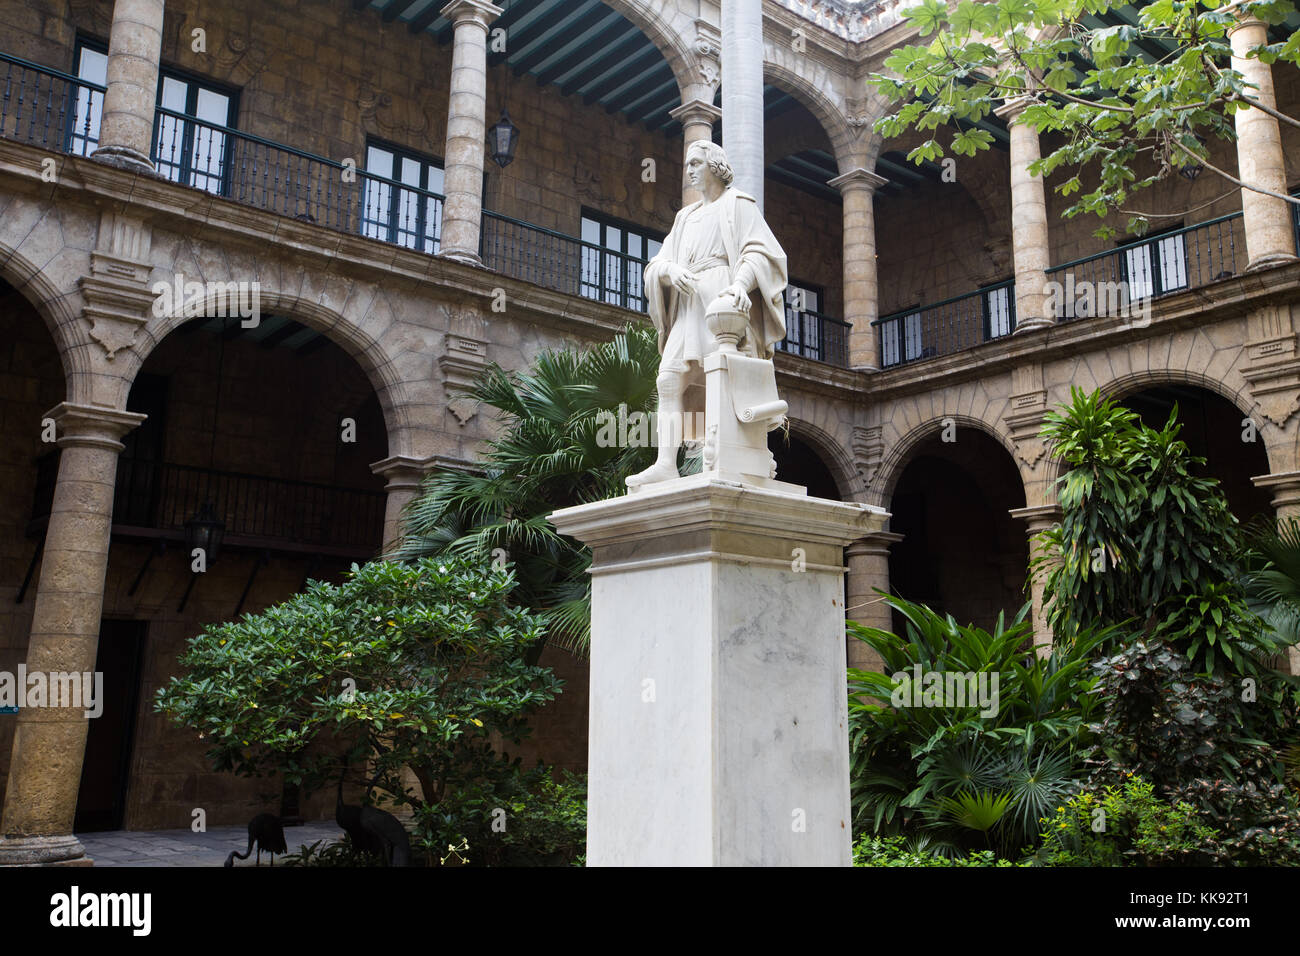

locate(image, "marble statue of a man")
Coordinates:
626 141 789 488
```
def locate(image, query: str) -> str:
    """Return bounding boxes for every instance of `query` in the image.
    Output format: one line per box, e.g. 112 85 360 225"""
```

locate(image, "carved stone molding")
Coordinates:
438 305 489 425
852 424 885 487
1242 303 1300 427
1004 385 1050 470
695 20 721 96
78 213 156 360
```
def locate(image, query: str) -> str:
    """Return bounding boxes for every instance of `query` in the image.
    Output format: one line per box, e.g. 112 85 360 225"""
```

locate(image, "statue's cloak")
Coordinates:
644 187 789 361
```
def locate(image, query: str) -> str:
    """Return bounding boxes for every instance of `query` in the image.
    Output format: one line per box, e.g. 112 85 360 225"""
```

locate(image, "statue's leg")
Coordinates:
626 370 686 488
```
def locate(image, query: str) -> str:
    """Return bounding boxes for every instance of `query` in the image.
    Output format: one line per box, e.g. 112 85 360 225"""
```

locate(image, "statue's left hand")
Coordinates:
722 282 751 312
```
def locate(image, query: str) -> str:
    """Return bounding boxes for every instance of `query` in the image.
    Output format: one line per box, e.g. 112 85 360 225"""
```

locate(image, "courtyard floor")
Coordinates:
76 820 345 866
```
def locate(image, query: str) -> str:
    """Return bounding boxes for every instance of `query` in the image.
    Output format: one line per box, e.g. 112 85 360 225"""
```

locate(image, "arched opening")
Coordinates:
75 312 389 832
770 430 843 500
0 276 67 813
887 427 1028 631
1118 383 1272 525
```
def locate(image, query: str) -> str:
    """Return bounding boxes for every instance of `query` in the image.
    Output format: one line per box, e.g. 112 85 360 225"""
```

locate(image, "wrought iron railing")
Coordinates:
0 51 103 155
481 210 651 312
112 459 385 553
29 454 383 554
0 53 866 366
1046 212 1246 322
874 279 1016 368
777 308 850 366
151 107 446 243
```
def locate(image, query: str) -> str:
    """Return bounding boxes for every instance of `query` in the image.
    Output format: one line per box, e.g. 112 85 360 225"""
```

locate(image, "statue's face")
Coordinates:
686 152 720 189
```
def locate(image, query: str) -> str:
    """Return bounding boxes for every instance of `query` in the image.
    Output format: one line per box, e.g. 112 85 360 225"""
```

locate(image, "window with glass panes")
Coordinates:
982 281 1015 340
361 142 445 254
72 39 238 193
1120 225 1188 300
779 280 824 359
68 39 106 156
580 211 663 311
153 71 238 194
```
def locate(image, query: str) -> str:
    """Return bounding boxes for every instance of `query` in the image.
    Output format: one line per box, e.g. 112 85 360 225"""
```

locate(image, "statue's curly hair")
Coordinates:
687 140 735 186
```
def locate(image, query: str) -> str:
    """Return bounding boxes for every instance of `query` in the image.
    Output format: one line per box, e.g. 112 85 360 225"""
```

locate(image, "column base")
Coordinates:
89 145 157 175
439 250 483 267
0 834 92 867
1245 252 1299 273
1013 318 1055 335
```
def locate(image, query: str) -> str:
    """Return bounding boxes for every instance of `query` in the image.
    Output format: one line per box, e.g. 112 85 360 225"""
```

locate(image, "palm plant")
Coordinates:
391 324 667 656
847 594 1109 858
1243 518 1300 650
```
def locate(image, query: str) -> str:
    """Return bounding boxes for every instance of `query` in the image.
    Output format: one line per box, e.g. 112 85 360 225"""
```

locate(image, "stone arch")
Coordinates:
0 239 83 400
123 290 415 458
597 0 701 104
877 413 1022 506
762 60 855 173
784 416 860 500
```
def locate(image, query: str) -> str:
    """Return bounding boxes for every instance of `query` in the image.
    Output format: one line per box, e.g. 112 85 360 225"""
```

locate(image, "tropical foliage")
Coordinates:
872 0 1300 237
847 595 1108 857
392 324 669 655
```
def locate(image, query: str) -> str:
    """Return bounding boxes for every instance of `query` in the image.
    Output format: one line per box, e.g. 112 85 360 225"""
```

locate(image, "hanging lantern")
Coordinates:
1179 134 1207 181
184 500 225 566
488 109 519 168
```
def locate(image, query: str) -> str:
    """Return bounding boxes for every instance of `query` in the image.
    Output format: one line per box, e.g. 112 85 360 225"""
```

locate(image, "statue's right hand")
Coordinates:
668 265 698 295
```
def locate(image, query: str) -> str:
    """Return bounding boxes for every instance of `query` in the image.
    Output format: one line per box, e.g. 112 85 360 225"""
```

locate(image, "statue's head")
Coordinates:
686 141 734 190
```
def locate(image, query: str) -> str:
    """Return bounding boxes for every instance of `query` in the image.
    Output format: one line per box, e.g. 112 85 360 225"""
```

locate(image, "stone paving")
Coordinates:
76 820 345 867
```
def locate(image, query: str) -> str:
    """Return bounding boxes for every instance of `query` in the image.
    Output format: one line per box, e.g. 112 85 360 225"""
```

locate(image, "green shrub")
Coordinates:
156 555 564 857
1035 777 1218 867
852 834 1025 867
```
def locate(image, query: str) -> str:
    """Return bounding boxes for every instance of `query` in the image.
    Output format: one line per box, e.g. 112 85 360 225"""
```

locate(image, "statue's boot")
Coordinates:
626 372 684 488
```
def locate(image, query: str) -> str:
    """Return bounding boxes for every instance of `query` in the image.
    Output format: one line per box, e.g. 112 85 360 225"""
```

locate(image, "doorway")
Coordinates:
74 620 147 832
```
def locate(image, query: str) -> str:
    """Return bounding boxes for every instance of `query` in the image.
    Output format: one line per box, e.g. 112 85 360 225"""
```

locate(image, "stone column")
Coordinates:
1252 471 1300 673
995 96 1052 334
845 530 903 673
438 0 502 264
0 403 144 866
92 0 165 172
1229 18 1297 271
829 168 888 369
670 99 722 205
721 0 765 208
370 455 432 556
1010 504 1061 654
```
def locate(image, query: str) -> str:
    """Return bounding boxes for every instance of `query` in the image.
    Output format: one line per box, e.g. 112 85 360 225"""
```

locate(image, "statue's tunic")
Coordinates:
644 187 788 370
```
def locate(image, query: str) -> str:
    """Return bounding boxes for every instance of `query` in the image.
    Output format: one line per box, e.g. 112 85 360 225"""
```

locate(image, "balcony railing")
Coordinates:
874 279 1016 368
777 308 850 366
30 453 385 556
1 51 859 365
481 210 652 312
0 51 103 155
1046 212 1246 321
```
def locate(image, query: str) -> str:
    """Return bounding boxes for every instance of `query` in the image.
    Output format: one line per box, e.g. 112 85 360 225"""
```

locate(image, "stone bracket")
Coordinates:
851 424 885 488
1004 388 1050 470
80 213 156 360
438 305 489 425
1242 328 1300 428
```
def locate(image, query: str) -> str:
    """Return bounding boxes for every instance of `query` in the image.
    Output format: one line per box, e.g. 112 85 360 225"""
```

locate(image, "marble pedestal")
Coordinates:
550 473 888 866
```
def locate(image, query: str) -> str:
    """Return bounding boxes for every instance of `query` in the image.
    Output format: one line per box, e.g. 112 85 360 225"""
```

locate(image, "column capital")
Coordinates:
670 99 722 127
994 94 1035 123
1009 503 1062 533
370 454 437 490
828 167 888 193
845 529 904 558
1227 15 1268 37
46 402 146 452
441 0 502 28
1253 470 1300 509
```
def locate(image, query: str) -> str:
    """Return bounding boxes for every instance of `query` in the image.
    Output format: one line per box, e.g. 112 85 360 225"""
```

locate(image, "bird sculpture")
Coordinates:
224 812 288 867
335 762 411 867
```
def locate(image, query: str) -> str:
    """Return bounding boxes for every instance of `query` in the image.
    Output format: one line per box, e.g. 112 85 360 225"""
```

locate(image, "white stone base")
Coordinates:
551 473 888 866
